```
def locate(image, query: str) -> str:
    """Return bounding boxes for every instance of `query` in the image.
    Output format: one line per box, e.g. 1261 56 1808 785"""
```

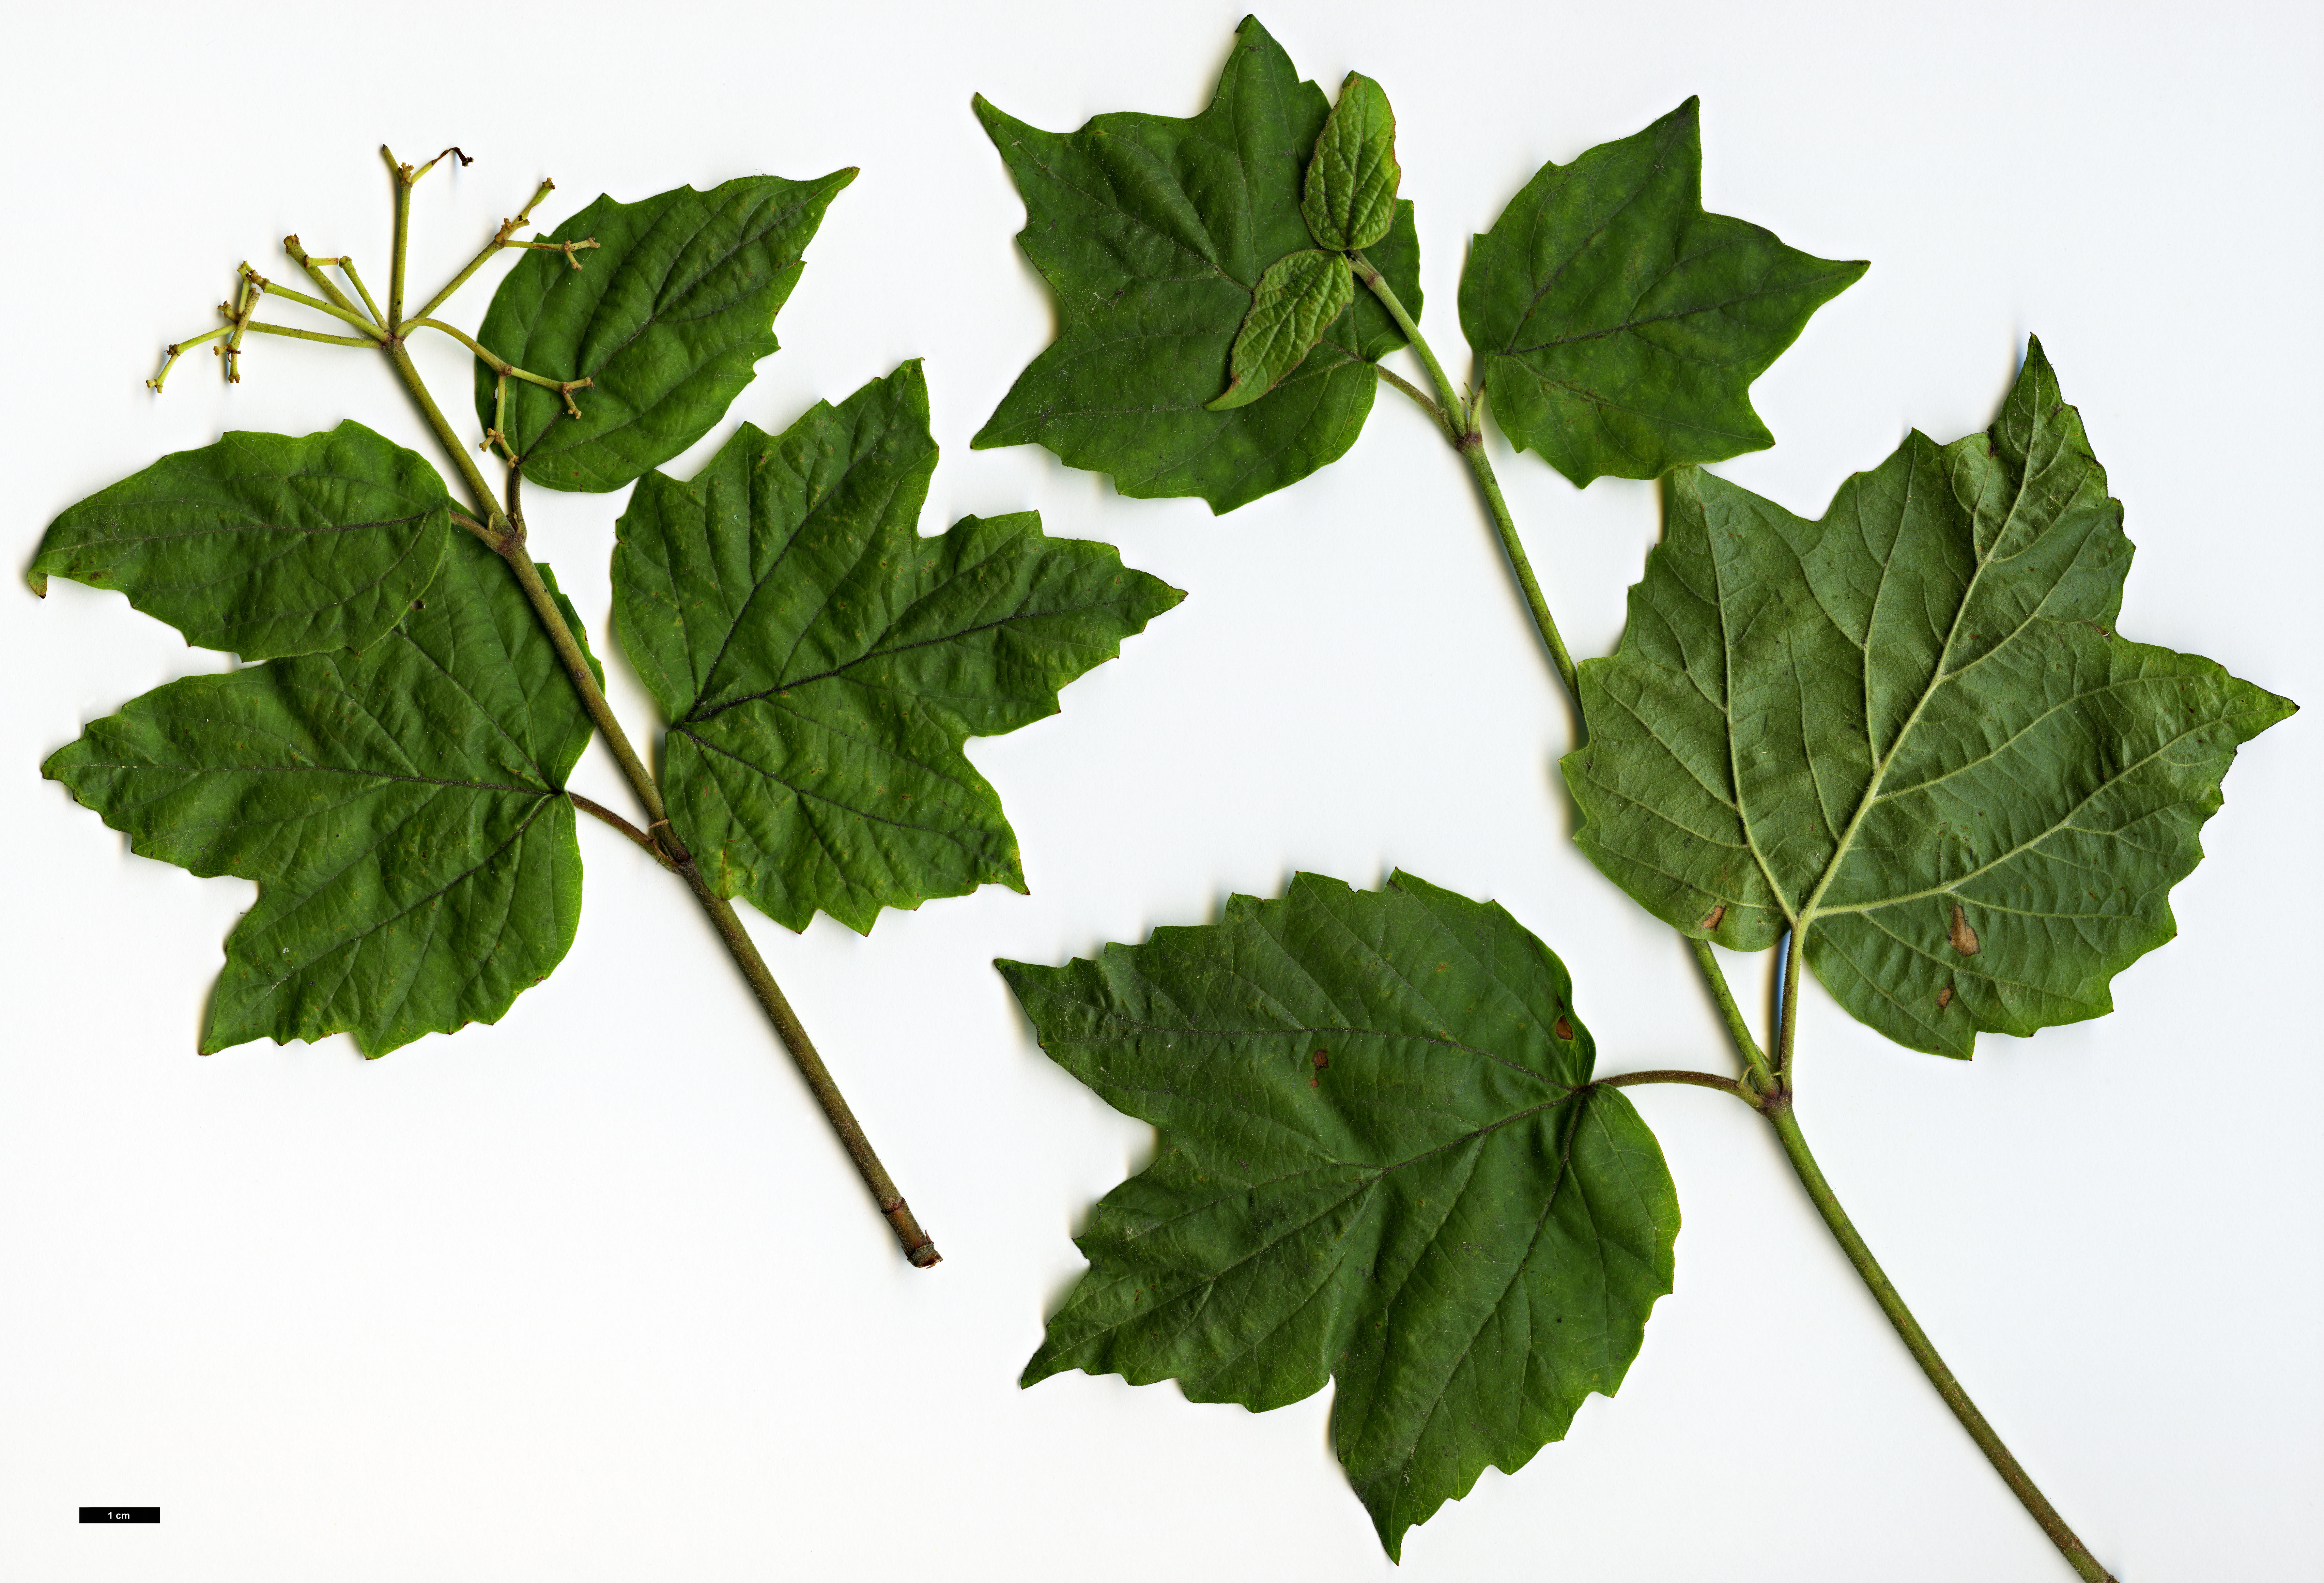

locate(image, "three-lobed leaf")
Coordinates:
1206 249 1354 410
1459 98 1866 487
613 362 1183 934
28 422 450 661
1001 871 1677 1559
972 16 1422 512
1564 340 2296 1055
474 171 855 493
46 529 599 1056
1301 71 1399 251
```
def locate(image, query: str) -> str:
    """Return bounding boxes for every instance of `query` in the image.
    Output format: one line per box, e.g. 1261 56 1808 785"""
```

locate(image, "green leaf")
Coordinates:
473 170 856 494
1206 249 1355 410
1459 98 1866 487
1563 340 2296 1056
613 362 1183 935
972 16 1423 512
28 422 450 661
1301 71 1399 250
1000 870 1677 1559
44 529 597 1057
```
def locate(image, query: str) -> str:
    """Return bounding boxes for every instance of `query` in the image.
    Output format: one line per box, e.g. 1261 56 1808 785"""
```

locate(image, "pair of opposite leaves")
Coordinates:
32 173 1180 1057
976 16 2294 1558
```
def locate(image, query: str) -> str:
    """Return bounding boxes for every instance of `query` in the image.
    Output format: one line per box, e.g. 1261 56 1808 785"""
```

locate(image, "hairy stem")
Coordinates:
1351 251 1582 708
1764 1095 2118 1581
380 339 938 1268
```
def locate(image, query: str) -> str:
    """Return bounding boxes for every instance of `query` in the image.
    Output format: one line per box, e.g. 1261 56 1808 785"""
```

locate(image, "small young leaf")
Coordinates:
1301 71 1399 250
972 16 1422 512
1459 98 1866 487
1564 340 2296 1055
613 362 1183 934
1206 249 1355 410
474 171 855 493
1000 871 1677 1559
28 422 450 660
44 529 596 1057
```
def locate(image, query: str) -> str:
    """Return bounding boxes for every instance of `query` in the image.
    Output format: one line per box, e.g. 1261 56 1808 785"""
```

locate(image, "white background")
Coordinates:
2 2 2317 1578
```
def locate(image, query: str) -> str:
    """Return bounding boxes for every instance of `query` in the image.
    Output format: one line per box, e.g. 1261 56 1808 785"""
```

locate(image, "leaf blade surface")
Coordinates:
474 171 854 493
44 530 596 1056
613 362 1182 934
971 17 1421 511
28 422 450 659
1207 249 1355 410
1001 870 1677 1557
1563 341 2296 1054
1459 99 1865 486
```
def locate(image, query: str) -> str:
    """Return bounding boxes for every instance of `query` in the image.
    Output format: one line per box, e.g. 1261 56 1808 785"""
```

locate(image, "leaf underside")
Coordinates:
613 362 1183 935
1564 340 2296 1055
1001 871 1677 1559
28 422 450 661
474 170 854 494
45 530 597 1056
1459 98 1866 488
972 15 1423 512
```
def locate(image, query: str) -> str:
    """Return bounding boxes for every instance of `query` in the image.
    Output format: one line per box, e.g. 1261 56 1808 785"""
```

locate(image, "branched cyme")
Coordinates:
36 145 1186 1272
978 17 2294 1576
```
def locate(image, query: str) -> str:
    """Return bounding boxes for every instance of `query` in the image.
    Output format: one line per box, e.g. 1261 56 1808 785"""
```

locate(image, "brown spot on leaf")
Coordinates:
1700 903 1726 932
1936 985 1954 1010
1553 1014 1574 1041
1310 1049 1327 1088
1948 902 1980 956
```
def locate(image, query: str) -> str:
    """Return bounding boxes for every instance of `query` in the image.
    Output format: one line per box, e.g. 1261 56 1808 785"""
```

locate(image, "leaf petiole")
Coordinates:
569 792 678 874
1596 1069 1757 1104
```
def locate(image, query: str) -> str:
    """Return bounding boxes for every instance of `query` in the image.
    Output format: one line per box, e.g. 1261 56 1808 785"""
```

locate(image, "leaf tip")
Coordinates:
25 566 47 598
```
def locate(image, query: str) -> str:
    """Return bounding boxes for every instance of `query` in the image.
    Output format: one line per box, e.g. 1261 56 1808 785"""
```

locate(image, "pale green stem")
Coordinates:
382 339 938 1269
250 277 384 338
406 316 587 398
1688 937 1776 1095
408 175 556 323
1765 1096 2118 1582
281 246 370 325
1344 243 2111 1580
243 321 385 349
383 145 412 330
1350 250 1581 707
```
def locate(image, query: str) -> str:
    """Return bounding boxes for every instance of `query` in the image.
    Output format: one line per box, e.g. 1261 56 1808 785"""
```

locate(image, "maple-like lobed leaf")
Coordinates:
1206 248 1355 410
44 530 597 1057
1301 71 1400 251
1564 340 2296 1055
613 362 1183 935
1002 871 1677 1559
1459 98 1866 487
474 171 855 494
28 422 451 661
971 16 1422 512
